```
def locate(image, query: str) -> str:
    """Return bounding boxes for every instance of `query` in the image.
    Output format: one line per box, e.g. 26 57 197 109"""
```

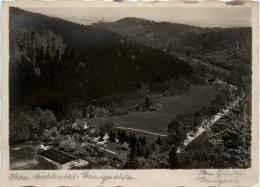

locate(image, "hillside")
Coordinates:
94 17 206 51
9 8 192 117
94 17 251 55
95 17 252 84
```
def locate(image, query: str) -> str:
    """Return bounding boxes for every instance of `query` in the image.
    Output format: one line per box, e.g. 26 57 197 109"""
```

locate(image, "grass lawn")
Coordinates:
88 85 218 140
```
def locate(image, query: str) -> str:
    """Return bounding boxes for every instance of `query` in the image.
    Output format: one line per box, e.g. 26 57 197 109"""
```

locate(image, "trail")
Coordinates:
116 127 167 137
85 142 117 155
100 147 117 155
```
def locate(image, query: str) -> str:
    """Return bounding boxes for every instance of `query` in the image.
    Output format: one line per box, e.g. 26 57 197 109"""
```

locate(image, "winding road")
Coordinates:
177 96 242 153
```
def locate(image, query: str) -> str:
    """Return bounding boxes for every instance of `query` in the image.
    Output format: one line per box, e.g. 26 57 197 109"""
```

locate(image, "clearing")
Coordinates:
88 85 218 137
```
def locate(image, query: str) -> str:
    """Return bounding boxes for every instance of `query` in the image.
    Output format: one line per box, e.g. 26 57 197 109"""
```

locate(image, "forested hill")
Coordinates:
94 17 252 81
94 17 205 51
94 17 251 55
9 8 192 117
10 7 121 49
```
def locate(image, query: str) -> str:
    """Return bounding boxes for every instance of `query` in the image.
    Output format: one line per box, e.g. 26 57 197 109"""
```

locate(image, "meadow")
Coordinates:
88 85 219 139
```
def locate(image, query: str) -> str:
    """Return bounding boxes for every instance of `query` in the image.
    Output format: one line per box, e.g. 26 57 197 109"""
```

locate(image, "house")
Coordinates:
40 142 49 150
72 123 81 131
83 122 89 129
121 142 129 150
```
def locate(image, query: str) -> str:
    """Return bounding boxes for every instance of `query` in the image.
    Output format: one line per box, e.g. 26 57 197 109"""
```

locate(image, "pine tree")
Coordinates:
125 135 129 143
145 96 150 108
124 146 139 169
129 133 137 148
133 133 137 147
120 130 126 143
156 136 161 145
145 148 150 158
109 131 115 142
142 136 146 146
117 129 121 142
82 107 87 118
168 146 180 169
129 133 133 143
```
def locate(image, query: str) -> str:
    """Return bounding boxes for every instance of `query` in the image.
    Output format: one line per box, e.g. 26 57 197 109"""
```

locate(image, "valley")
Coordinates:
8 7 252 170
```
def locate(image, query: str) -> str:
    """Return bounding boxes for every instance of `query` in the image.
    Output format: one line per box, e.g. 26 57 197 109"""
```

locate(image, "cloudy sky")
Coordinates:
25 7 251 28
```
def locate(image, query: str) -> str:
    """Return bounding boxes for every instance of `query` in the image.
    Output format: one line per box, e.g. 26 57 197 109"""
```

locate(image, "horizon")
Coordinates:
24 7 251 28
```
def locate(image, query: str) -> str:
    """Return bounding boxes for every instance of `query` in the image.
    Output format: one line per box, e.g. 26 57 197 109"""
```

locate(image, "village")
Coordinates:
35 77 244 169
37 111 154 169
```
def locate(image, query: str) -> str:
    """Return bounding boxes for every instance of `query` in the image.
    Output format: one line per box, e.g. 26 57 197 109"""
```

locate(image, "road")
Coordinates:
85 142 117 155
177 96 242 153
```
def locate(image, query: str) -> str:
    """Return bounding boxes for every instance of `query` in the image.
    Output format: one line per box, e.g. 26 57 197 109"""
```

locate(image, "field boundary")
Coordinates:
116 127 167 137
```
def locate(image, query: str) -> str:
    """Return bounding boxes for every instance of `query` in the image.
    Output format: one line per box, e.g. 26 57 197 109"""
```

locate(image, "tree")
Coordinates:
39 109 57 134
103 121 114 133
9 113 37 143
145 96 151 108
168 146 180 169
156 136 161 145
129 133 133 141
176 102 252 169
82 107 87 118
42 129 52 142
136 141 146 156
129 133 137 148
125 135 129 143
120 130 126 143
34 107 44 120
109 132 116 142
10 122 29 143
69 142 76 152
142 137 146 146
146 149 150 158
168 118 186 146
117 129 121 140
146 145 170 168
138 137 143 143
124 146 139 169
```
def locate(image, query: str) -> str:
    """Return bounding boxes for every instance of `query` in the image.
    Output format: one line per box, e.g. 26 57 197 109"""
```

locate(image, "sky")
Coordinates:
25 7 251 28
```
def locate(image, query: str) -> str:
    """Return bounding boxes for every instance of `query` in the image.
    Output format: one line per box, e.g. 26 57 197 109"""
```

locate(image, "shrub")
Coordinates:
110 108 129 116
39 109 57 134
9 113 37 143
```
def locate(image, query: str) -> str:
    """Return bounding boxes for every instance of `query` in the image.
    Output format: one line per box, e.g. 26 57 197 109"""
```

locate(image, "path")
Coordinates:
116 127 167 137
100 147 117 155
86 142 117 155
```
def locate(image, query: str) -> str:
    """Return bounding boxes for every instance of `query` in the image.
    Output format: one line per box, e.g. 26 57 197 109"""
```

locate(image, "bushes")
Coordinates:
109 108 129 116
167 98 251 169
10 112 38 142
59 140 76 152
42 127 58 142
167 89 233 146
9 107 57 144
66 98 84 121
39 109 57 134
178 116 251 168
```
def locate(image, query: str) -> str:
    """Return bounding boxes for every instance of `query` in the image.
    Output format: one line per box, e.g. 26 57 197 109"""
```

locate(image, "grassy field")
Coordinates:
88 85 218 139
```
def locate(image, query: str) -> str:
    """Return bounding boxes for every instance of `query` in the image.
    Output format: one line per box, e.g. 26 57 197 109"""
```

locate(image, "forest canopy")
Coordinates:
9 7 192 118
